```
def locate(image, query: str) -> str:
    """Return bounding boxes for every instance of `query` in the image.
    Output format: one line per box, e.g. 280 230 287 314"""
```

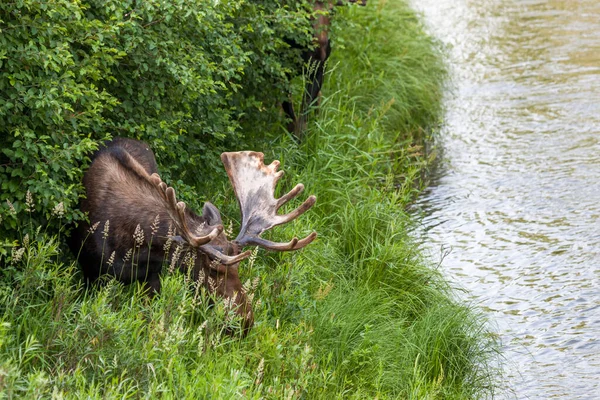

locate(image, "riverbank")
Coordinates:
0 1 498 397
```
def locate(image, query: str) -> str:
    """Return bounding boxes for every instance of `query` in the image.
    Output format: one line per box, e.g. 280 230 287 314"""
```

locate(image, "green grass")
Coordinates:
0 1 500 398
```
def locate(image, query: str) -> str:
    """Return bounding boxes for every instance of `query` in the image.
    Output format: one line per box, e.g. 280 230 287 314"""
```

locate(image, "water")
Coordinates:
409 0 600 398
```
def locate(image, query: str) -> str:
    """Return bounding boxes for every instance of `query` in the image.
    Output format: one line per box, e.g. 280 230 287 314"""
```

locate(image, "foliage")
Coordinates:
0 0 312 239
0 0 500 398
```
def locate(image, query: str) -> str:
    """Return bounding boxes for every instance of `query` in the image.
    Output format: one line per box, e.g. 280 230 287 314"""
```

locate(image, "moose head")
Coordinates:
70 138 316 334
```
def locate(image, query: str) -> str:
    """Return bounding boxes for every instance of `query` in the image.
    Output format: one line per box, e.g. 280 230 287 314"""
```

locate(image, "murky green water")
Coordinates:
410 0 600 398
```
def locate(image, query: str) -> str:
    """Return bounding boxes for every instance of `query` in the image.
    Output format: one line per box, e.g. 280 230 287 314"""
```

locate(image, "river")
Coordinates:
409 0 600 398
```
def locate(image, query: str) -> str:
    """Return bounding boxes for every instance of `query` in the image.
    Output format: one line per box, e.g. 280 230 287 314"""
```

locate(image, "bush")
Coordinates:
0 0 313 240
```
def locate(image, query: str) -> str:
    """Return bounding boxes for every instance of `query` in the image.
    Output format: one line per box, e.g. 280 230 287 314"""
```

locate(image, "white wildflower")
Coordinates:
52 202 65 218
25 190 34 212
11 247 25 264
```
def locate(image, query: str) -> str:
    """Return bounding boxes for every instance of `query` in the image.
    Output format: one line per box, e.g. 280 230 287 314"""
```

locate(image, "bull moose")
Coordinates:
69 137 317 333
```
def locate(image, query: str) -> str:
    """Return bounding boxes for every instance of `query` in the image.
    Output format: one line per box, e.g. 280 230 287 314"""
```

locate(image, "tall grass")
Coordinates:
0 0 499 398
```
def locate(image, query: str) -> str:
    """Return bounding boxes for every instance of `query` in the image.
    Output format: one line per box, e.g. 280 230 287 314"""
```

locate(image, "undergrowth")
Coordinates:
0 1 499 398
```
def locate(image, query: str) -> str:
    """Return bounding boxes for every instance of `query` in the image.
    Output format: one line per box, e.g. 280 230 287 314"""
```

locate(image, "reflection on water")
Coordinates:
410 0 600 398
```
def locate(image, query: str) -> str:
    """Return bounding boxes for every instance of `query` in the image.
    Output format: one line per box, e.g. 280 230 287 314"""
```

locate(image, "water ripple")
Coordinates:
411 0 600 398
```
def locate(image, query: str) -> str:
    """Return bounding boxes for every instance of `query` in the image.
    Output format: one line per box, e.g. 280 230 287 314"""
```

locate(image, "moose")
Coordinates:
283 0 367 137
69 137 317 334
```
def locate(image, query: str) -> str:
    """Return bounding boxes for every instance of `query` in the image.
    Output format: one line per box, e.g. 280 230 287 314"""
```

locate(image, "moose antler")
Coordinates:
148 173 251 265
221 151 317 251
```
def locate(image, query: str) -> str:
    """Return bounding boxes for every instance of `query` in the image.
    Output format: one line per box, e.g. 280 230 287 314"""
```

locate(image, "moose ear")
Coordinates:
202 202 223 226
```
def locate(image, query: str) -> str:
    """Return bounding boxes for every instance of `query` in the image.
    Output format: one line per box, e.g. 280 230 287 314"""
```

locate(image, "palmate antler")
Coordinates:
144 152 316 265
221 151 317 251
148 173 251 265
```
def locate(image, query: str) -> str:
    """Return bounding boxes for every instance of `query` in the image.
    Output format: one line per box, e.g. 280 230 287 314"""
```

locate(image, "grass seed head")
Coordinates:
106 251 115 267
209 258 220 271
196 269 206 286
88 221 100 234
163 237 173 253
255 358 265 386
151 214 160 235
122 248 133 263
247 247 259 269
243 279 251 293
316 282 334 300
25 190 34 212
164 223 175 252
200 320 208 332
185 251 197 270
224 220 233 238
168 244 183 274
102 220 110 239
11 247 25 264
224 293 237 310
133 224 144 247
251 276 260 292
208 277 216 292
6 200 16 216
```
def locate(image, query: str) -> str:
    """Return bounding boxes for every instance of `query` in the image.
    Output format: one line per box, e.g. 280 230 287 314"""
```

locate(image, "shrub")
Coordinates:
0 0 313 240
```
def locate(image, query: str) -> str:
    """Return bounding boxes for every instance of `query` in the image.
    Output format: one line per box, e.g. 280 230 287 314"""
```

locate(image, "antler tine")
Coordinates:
200 245 253 265
276 183 304 209
221 151 317 253
276 195 316 225
238 232 317 251
149 173 223 247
